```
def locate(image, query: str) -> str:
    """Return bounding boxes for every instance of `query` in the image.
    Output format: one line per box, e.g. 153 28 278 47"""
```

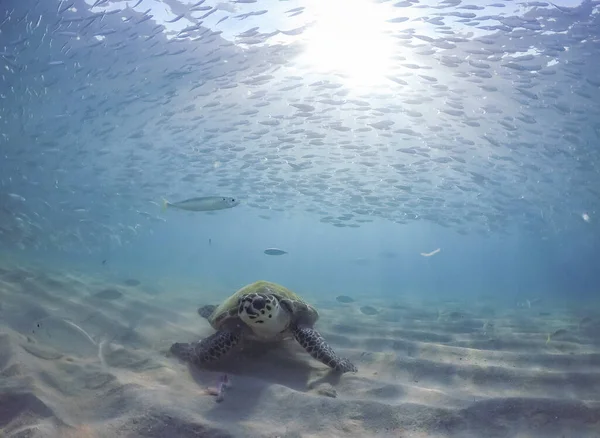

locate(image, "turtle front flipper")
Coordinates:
170 330 240 366
292 326 357 373
198 304 217 319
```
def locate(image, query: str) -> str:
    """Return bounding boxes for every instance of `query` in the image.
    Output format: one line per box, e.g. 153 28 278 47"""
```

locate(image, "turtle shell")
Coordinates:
207 280 319 331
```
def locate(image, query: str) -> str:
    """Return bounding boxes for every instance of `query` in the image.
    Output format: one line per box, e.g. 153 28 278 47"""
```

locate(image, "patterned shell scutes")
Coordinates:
208 280 319 330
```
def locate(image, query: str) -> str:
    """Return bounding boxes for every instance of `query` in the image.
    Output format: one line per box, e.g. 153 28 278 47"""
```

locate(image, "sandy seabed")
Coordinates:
1 260 599 438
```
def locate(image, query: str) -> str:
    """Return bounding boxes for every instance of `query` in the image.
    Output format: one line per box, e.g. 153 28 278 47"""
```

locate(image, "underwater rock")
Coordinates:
93 288 123 300
360 306 379 315
335 295 354 303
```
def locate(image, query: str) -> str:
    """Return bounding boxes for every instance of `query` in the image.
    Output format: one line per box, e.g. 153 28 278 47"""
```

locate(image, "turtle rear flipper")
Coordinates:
292 326 357 373
170 330 240 366
170 342 195 362
198 304 217 319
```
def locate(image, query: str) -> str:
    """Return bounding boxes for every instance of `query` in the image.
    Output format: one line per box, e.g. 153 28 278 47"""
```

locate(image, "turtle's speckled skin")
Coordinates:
170 280 357 373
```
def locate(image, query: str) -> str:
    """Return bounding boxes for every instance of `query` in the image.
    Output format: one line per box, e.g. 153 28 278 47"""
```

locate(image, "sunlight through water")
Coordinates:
298 0 397 88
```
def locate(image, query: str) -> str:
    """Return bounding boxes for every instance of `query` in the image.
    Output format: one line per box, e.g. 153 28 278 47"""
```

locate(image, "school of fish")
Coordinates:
0 0 599 254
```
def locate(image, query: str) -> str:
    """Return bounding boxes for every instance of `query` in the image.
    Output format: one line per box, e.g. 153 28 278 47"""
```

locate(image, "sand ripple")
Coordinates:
1 263 599 437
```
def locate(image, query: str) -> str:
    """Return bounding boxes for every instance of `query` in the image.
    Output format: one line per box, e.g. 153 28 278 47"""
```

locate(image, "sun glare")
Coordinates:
299 0 396 88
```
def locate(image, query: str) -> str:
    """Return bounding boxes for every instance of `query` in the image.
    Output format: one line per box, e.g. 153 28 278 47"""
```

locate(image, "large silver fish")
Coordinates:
162 196 239 212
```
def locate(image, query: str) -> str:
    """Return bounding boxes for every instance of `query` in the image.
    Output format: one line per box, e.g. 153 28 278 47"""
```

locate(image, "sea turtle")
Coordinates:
170 280 357 373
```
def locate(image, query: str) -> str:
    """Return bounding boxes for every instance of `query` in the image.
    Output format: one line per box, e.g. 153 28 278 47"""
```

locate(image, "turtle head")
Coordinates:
238 293 289 335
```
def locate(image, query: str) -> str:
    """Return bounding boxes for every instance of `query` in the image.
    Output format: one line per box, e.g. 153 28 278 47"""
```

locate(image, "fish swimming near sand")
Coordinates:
546 328 568 344
162 196 239 212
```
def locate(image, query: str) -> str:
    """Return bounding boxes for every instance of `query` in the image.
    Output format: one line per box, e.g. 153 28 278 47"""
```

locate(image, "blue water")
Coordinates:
1 0 600 435
9 209 599 305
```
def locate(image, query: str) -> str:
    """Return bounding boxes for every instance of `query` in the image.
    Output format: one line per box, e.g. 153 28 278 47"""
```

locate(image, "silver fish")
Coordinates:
264 248 287 256
162 196 239 212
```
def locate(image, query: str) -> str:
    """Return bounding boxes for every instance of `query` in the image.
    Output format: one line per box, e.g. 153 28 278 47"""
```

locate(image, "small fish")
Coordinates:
264 248 287 256
360 306 379 316
165 13 185 23
549 2 577 14
420 248 441 257
8 193 26 202
546 328 568 344
162 196 239 212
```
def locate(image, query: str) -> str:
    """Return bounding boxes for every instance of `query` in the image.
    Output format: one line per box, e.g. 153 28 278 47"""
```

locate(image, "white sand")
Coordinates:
1 261 599 437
